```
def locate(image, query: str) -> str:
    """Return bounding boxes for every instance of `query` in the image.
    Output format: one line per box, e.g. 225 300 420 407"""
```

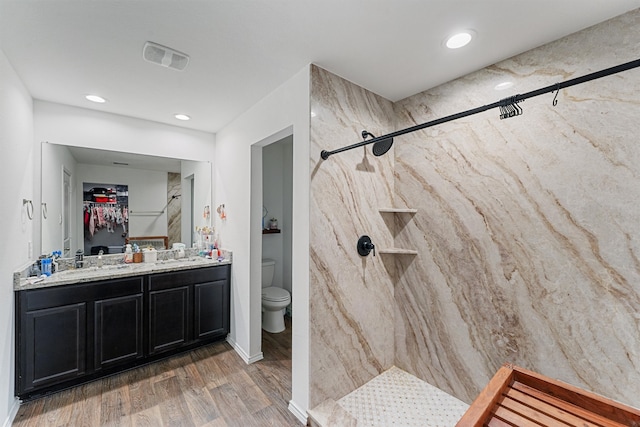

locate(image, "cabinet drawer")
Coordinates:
22 277 144 310
148 265 228 290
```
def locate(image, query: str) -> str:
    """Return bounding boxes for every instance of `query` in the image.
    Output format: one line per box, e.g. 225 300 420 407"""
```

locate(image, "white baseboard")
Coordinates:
288 399 308 425
2 398 20 427
226 335 264 364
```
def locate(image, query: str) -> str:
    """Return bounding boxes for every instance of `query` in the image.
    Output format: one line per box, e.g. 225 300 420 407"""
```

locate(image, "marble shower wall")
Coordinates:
309 65 396 407
167 172 181 247
393 10 640 407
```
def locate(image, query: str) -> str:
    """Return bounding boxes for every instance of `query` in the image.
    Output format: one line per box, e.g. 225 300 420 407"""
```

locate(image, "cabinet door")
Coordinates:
94 293 143 370
22 303 86 391
194 279 229 340
148 285 191 355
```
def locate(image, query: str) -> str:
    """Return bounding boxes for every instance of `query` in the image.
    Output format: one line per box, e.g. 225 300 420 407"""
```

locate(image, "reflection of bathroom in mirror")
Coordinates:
40 142 212 257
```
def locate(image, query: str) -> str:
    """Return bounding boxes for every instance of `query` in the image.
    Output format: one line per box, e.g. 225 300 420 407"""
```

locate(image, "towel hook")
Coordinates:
23 199 34 220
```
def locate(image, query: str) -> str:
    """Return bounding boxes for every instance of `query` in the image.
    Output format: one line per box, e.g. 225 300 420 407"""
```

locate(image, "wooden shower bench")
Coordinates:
456 363 640 427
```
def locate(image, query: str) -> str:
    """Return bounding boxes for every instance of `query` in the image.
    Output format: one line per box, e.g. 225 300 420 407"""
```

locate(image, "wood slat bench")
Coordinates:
456 363 640 427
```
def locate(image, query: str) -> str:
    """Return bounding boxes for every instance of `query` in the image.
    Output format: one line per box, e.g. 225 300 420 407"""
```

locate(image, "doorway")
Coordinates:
250 128 294 396
262 135 294 319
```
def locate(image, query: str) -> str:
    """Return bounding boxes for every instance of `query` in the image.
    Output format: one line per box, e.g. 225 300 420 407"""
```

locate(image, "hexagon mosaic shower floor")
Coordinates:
337 366 470 427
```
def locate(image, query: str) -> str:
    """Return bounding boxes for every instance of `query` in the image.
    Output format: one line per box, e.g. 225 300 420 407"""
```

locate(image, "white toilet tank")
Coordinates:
261 259 276 288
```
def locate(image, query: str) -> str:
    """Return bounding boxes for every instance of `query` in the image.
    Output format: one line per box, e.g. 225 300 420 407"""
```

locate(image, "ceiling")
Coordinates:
66 146 182 173
2 1 640 135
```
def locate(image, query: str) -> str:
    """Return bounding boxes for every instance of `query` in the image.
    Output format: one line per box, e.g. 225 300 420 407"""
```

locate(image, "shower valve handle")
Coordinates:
357 235 375 257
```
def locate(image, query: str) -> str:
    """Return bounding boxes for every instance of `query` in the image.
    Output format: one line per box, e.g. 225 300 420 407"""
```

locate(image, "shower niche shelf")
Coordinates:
378 248 418 255
378 207 418 255
378 208 417 214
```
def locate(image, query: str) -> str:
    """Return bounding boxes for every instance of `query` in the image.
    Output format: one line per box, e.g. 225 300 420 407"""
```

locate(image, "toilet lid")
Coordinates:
262 286 290 302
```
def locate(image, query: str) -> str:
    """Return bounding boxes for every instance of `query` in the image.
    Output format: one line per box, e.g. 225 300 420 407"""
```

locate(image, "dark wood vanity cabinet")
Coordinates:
147 266 229 356
148 281 191 355
15 264 230 400
22 302 87 391
93 291 144 371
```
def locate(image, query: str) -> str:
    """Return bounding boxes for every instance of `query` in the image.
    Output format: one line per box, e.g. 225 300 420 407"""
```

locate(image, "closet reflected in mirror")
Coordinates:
40 142 212 257
83 183 128 255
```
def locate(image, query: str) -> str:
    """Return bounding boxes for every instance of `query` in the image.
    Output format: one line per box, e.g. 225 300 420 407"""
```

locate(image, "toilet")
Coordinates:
261 259 291 333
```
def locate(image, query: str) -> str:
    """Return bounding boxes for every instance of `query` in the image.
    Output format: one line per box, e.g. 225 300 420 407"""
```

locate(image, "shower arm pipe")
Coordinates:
320 58 640 160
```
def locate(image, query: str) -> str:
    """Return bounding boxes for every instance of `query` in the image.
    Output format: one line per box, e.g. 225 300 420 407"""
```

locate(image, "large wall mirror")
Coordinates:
41 141 212 257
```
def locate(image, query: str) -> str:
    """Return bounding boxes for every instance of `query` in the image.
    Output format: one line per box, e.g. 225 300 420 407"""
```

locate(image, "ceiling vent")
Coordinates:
142 41 189 71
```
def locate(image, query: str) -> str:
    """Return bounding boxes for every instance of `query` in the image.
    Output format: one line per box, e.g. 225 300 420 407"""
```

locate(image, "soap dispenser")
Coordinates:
124 244 133 263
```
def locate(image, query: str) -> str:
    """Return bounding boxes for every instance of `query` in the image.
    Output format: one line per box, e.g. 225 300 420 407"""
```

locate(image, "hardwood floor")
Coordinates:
13 317 300 426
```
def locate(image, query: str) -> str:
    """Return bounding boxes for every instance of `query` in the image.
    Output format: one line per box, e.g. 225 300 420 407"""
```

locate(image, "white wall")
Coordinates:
215 65 310 421
34 101 214 160
0 48 34 427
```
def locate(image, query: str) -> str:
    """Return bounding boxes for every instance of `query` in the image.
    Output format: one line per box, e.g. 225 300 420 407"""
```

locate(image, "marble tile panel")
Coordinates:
167 172 181 247
309 65 396 407
393 9 640 407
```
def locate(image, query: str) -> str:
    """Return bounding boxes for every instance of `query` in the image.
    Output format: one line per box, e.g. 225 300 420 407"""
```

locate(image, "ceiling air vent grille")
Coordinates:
142 41 189 71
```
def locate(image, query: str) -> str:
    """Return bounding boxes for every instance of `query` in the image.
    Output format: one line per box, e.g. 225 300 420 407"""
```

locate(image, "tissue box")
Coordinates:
143 249 157 263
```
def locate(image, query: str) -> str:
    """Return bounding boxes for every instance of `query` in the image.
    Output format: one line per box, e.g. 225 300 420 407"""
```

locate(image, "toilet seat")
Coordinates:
262 286 290 302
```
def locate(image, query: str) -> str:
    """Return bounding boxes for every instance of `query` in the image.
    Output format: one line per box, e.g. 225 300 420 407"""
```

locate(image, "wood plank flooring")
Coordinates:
13 317 300 426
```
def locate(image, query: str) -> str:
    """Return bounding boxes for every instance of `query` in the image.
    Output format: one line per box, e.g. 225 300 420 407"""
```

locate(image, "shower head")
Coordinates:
361 130 394 157
372 137 394 157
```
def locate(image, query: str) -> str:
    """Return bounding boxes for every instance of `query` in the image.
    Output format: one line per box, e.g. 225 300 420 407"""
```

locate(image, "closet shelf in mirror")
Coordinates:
378 208 417 213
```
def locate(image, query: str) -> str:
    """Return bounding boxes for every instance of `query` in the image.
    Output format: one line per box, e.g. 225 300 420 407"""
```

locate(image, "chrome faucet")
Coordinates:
97 250 104 268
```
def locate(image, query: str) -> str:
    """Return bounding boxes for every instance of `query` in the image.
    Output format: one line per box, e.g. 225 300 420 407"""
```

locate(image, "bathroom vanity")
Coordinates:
14 259 230 400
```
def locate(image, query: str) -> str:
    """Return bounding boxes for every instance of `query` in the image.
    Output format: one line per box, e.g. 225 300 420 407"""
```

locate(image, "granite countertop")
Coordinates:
15 256 231 291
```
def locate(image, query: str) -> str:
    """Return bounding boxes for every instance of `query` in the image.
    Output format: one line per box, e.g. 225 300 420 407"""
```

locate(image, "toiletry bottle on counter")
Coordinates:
41 258 52 276
124 244 133 263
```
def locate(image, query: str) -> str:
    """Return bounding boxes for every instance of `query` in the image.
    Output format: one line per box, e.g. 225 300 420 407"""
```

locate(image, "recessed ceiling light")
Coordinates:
85 95 107 103
174 114 190 121
446 32 473 49
494 81 514 91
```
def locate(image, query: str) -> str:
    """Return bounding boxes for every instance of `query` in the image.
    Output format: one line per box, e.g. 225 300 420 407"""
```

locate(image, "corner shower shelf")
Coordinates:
378 248 418 255
378 208 417 214
378 207 418 255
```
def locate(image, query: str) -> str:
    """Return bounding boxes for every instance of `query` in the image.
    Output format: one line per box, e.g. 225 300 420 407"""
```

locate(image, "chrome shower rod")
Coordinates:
320 58 640 160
